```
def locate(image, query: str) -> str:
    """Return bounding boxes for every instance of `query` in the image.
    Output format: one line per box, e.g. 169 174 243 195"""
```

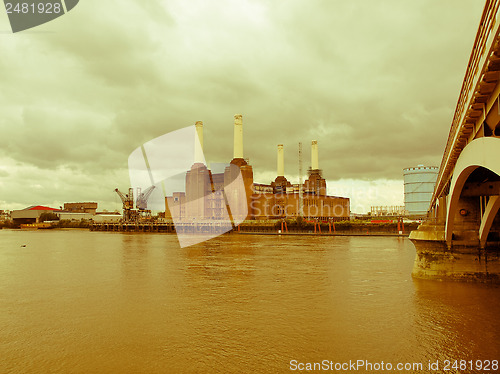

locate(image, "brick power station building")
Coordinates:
165 115 350 222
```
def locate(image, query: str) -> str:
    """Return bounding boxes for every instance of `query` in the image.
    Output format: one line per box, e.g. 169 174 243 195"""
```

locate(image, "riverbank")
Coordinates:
3 219 420 236
236 220 419 236
87 220 419 236
236 231 409 237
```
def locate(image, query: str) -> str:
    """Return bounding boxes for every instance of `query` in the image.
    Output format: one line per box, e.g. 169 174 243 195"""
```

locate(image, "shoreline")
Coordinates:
234 231 409 237
2 227 411 237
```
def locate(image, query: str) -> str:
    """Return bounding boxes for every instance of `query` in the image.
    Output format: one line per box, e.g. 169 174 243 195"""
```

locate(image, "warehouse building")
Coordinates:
63 202 98 214
11 205 60 224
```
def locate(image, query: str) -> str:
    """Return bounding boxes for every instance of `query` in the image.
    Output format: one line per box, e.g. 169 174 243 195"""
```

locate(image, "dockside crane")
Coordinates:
114 187 136 222
136 185 156 219
136 186 155 210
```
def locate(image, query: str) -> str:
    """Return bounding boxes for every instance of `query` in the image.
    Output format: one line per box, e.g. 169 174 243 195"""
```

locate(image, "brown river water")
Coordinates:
0 229 498 373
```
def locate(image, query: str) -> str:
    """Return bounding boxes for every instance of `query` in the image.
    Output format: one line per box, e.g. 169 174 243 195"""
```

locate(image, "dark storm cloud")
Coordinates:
0 0 485 209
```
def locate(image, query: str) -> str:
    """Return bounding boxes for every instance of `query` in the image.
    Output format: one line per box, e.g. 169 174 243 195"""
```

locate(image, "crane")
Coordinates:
114 187 135 221
136 185 156 213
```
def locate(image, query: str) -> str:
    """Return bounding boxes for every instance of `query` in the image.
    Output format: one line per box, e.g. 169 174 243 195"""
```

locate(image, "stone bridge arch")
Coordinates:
446 137 500 247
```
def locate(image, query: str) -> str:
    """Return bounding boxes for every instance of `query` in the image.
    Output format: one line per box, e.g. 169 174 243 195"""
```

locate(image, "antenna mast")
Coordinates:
298 142 303 216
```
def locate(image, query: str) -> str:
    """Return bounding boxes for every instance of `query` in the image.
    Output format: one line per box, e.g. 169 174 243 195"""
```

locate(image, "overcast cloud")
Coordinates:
0 0 485 213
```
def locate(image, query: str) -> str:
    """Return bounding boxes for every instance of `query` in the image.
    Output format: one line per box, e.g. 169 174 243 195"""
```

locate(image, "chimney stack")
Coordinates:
311 140 319 170
277 144 284 177
233 114 244 159
194 121 204 164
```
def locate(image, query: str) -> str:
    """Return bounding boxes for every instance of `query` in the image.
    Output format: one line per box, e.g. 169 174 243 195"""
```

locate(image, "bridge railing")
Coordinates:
433 0 500 207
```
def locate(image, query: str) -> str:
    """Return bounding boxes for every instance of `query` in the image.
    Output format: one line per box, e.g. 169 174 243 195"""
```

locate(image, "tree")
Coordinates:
39 212 59 222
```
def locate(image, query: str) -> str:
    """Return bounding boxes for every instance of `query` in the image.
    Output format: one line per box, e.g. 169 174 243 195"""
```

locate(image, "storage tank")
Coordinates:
403 165 438 217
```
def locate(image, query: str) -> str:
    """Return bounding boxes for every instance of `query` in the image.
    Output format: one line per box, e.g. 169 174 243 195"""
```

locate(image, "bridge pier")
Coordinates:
410 221 500 283
410 138 500 283
409 2 500 283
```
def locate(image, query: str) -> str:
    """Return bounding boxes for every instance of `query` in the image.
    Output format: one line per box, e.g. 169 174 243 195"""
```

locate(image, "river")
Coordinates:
0 230 498 373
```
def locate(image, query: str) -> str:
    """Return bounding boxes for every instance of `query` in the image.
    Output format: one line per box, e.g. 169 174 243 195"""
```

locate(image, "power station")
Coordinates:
165 115 350 222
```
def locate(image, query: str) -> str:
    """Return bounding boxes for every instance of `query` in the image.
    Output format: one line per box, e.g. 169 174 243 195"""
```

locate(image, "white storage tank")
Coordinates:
403 165 438 217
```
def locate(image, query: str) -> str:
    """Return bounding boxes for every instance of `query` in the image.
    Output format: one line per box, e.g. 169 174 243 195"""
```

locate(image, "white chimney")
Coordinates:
277 144 284 177
233 114 244 159
194 121 204 164
311 140 319 170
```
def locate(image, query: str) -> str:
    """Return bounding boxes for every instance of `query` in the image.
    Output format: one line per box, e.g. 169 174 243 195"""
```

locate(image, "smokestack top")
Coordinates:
277 144 284 176
233 114 244 159
194 121 204 164
311 140 319 170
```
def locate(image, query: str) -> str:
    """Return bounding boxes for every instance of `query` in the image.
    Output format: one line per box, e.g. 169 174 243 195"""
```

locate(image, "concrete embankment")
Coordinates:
236 221 419 237
236 231 408 237
86 220 419 236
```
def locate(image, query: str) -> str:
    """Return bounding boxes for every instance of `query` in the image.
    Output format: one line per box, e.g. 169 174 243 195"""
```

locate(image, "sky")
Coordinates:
0 0 486 213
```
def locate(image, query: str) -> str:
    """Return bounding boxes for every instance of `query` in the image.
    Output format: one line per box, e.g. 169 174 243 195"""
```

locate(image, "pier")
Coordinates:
89 220 418 236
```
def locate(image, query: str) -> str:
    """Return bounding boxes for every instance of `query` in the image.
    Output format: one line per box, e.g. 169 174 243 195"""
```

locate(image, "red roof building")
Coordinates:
25 205 60 211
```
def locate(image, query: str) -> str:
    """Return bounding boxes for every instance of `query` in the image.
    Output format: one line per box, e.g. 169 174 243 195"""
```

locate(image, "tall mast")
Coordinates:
298 142 303 217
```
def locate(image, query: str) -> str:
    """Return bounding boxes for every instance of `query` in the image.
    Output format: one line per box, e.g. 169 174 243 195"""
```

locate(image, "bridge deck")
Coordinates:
433 0 500 205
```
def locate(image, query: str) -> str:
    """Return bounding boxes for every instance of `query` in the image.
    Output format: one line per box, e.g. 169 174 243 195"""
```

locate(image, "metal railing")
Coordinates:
432 0 500 206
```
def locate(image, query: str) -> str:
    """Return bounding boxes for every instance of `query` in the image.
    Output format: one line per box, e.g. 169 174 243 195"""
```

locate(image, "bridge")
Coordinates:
410 0 500 282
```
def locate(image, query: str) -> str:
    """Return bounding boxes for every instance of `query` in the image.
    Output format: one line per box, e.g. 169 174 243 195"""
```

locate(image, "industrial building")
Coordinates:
11 205 60 224
165 117 253 223
403 165 438 217
371 206 407 217
57 202 99 220
165 115 350 222
250 141 349 220
59 202 121 222
10 203 121 224
63 202 98 214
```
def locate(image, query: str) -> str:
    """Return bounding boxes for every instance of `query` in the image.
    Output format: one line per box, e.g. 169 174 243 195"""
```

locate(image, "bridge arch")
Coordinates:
445 137 500 246
479 195 500 248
